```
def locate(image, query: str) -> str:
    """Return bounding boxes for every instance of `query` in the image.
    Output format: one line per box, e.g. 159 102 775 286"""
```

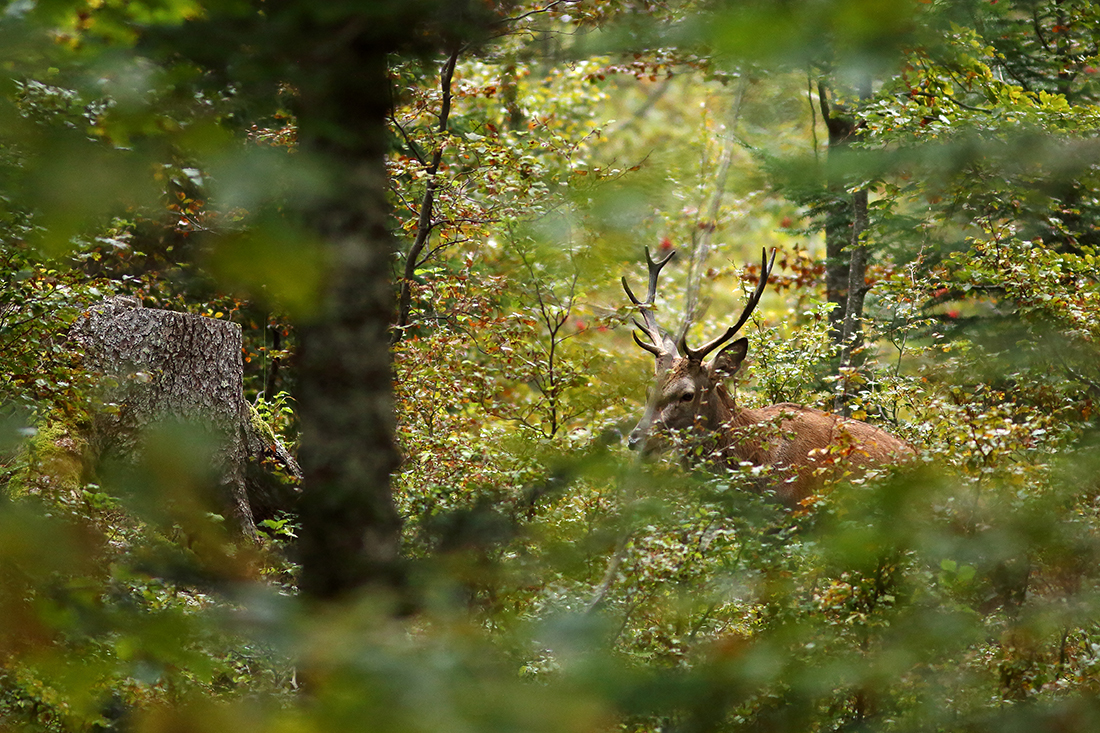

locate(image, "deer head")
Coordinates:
624 247 776 454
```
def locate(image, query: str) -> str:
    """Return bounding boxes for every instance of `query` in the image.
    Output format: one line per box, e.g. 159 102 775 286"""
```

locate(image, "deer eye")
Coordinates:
679 391 695 403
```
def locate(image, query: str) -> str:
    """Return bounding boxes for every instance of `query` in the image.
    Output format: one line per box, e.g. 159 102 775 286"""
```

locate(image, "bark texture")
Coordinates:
71 296 280 540
262 0 498 603
827 74 873 414
835 188 870 415
293 49 406 601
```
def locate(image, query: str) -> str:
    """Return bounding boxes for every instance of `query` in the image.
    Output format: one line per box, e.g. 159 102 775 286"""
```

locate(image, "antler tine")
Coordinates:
643 246 676 303
632 329 664 357
623 247 677 360
621 276 643 305
681 247 777 361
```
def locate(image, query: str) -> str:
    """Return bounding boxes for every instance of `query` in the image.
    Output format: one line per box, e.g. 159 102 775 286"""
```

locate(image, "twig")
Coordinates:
495 0 579 27
905 89 990 114
389 111 427 165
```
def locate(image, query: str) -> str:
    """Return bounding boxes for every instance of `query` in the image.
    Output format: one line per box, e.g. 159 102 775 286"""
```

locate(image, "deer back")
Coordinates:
724 402 914 505
623 247 912 506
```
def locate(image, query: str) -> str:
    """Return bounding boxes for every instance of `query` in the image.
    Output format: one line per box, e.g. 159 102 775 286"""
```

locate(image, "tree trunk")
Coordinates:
293 49 406 602
271 0 498 603
818 81 857 343
831 74 873 416
835 188 869 415
70 296 260 539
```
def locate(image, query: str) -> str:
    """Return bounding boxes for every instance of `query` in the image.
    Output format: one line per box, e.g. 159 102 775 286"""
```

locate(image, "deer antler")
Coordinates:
623 247 678 371
680 247 776 361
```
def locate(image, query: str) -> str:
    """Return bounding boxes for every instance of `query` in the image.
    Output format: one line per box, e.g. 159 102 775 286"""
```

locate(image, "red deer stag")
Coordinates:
623 247 912 505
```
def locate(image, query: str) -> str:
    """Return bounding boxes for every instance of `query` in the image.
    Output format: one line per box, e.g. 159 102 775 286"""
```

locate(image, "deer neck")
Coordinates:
711 384 772 465
709 384 741 428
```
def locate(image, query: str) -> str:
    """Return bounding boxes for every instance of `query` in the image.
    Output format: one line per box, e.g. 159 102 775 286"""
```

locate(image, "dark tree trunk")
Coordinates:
817 81 858 342
71 296 260 539
293 49 406 601
835 188 869 415
830 74 873 415
267 0 498 603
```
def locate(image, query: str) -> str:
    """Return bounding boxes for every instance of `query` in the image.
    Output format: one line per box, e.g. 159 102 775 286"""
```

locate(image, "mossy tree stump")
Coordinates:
70 297 296 540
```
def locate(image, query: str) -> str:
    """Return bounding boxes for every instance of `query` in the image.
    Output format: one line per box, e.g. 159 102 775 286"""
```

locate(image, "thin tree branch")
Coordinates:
393 46 461 344
495 0 580 27
390 111 427 165
679 73 749 344
417 236 476 269
905 89 990 114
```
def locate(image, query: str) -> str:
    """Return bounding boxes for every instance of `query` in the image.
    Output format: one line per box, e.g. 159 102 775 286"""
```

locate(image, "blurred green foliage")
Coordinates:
2 0 1100 731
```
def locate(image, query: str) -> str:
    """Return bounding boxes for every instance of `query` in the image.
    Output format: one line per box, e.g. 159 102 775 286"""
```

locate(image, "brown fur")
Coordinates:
631 338 912 505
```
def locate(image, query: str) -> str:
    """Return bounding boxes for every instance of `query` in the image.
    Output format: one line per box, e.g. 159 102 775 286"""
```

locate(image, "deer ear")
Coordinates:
710 337 748 381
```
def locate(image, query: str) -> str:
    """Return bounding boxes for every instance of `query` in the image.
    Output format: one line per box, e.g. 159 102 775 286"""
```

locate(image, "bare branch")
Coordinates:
393 46 462 344
495 0 580 27
389 111 427 166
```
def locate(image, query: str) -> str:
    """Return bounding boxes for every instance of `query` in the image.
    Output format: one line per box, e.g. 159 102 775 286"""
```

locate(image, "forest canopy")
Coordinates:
3 0 1100 731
